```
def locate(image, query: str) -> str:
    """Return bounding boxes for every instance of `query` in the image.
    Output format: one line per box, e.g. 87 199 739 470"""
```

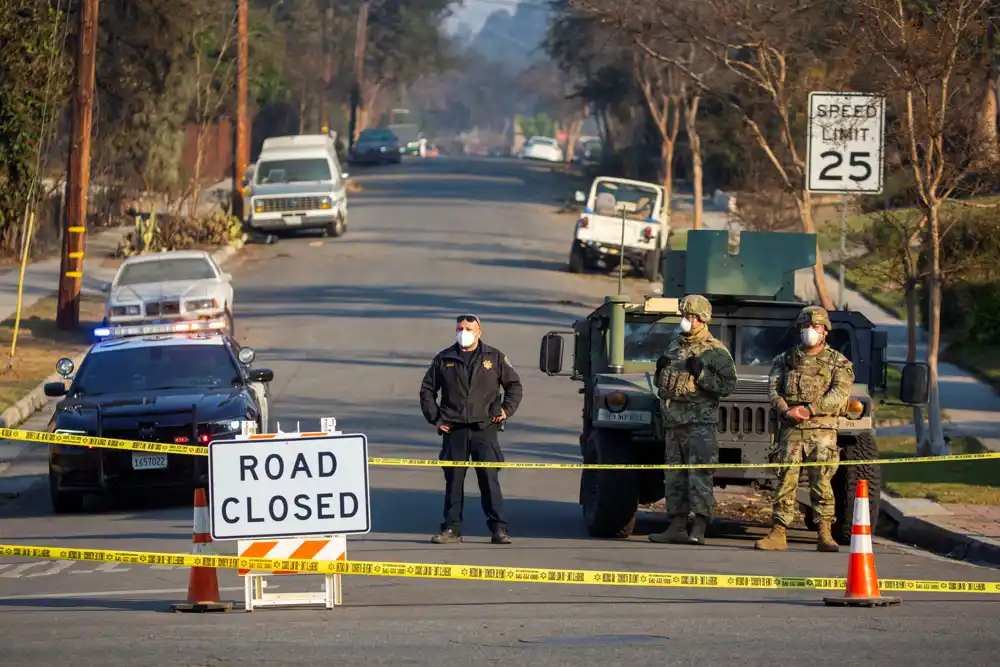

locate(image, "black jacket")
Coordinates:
419 341 523 427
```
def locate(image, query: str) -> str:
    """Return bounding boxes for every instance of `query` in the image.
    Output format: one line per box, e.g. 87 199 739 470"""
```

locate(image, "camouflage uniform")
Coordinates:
756 306 855 552
650 294 737 545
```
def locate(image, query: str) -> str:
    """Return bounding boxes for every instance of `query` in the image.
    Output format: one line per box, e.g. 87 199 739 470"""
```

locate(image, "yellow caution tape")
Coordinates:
3 426 1000 470
1 543 998 594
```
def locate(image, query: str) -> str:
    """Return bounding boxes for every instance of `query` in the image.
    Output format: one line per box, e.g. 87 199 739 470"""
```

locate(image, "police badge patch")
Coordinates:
483 359 493 369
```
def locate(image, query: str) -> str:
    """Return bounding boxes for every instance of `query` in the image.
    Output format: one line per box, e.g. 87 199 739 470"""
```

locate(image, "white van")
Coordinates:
246 134 350 237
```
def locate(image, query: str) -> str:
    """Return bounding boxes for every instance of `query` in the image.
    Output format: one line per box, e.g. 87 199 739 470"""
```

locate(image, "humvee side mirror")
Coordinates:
574 190 586 203
539 333 564 375
44 382 67 398
899 362 929 405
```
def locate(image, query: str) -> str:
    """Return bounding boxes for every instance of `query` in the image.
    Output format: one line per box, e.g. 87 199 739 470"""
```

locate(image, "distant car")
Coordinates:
388 124 427 157
349 128 402 165
44 322 272 513
520 136 564 163
103 250 235 333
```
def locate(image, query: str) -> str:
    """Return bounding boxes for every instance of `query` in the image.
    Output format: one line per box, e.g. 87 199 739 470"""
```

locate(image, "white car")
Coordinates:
520 136 564 162
103 250 236 333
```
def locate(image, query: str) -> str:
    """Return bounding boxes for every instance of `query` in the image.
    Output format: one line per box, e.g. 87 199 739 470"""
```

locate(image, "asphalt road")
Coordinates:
1 156 999 666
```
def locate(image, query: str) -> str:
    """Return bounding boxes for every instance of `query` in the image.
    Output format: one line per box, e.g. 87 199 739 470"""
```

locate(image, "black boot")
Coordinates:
491 527 512 544
431 528 462 544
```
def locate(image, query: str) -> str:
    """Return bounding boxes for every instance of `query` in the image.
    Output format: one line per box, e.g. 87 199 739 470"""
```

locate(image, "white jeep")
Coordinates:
569 177 668 281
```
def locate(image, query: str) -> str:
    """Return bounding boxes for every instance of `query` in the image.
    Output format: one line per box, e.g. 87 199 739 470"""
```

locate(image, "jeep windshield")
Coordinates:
593 181 660 221
255 158 331 184
624 319 723 362
738 323 853 366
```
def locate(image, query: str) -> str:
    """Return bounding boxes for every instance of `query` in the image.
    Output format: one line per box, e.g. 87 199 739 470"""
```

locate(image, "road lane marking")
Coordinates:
0 562 43 578
27 560 74 577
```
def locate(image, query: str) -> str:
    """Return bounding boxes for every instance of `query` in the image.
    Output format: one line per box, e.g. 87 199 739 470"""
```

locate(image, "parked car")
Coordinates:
349 128 402 165
102 250 236 333
520 136 564 162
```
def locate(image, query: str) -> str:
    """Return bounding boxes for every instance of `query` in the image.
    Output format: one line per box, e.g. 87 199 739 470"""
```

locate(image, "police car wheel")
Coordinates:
49 469 84 514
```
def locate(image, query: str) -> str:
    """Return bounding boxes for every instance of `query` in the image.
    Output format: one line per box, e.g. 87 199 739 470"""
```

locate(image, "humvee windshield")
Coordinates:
623 317 854 366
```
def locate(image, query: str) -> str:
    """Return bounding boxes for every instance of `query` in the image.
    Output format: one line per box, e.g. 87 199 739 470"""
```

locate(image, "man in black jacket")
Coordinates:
419 314 523 545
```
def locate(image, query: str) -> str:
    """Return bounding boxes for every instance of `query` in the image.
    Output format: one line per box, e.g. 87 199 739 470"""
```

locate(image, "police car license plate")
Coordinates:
132 453 168 470
597 408 651 424
284 215 302 226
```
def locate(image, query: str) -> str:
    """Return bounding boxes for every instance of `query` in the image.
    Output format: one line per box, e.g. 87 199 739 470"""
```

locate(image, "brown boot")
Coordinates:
754 524 787 551
688 516 709 545
649 514 689 544
816 519 840 552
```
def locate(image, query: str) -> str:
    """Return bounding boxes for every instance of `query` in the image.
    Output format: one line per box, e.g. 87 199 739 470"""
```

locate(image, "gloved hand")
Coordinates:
686 355 704 377
656 355 669 373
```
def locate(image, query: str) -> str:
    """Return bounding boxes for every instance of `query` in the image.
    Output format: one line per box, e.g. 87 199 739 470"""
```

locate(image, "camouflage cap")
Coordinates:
679 294 712 322
796 305 832 330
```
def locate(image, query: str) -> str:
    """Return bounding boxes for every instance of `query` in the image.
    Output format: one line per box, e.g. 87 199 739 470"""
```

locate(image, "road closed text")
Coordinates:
219 452 360 523
208 434 371 540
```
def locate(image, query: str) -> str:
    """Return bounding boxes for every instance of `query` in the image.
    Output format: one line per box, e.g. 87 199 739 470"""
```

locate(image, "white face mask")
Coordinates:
457 329 477 348
800 328 822 347
679 318 693 333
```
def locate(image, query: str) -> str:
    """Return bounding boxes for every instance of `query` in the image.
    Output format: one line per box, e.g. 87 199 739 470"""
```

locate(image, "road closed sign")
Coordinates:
208 433 371 540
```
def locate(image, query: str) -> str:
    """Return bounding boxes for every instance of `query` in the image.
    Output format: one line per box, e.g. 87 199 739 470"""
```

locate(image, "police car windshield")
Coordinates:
624 320 723 362
117 258 216 286
73 345 240 395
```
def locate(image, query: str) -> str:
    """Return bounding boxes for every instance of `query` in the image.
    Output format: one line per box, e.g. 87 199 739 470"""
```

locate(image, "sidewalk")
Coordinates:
0 225 130 322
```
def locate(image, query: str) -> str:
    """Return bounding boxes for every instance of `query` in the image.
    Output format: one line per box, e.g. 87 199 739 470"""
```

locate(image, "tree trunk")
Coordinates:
564 114 584 166
797 190 835 309
683 93 703 230
661 139 675 219
918 202 948 456
298 92 307 135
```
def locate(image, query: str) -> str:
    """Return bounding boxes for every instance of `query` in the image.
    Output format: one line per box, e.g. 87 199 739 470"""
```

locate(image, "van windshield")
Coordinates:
256 158 331 184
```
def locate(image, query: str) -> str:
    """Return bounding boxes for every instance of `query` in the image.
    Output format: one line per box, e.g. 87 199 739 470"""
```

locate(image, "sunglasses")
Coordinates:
456 314 480 324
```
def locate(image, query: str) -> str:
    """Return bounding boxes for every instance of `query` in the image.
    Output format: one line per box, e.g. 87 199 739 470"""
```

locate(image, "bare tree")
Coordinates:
851 0 996 455
633 48 683 216
576 0 853 309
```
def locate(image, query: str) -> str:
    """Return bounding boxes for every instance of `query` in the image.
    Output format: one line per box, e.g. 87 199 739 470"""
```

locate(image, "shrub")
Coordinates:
115 209 245 257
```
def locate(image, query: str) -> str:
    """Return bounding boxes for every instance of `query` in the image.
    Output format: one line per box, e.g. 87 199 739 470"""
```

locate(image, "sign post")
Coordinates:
806 91 886 309
208 422 370 611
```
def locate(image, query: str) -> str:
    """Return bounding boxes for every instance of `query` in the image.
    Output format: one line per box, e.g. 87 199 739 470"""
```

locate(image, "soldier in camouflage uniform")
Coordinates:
649 294 737 546
755 305 854 552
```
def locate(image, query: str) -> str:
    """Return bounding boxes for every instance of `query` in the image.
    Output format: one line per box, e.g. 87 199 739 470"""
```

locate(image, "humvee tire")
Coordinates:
580 427 639 538
832 432 881 546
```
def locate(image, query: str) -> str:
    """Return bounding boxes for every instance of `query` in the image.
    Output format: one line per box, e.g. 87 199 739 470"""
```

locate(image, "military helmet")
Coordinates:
797 305 831 330
679 294 712 323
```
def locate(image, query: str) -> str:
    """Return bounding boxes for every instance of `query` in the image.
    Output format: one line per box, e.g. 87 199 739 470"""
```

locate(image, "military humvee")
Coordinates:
538 230 929 545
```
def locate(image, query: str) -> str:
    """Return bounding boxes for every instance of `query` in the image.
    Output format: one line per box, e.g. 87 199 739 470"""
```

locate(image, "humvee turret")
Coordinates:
539 230 929 544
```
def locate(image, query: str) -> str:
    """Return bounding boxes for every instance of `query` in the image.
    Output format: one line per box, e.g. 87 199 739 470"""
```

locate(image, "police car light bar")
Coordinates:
94 319 227 339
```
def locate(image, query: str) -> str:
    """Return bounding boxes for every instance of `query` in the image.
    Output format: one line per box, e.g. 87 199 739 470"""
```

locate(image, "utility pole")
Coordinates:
57 0 100 331
232 0 249 222
348 0 370 148
320 1 334 132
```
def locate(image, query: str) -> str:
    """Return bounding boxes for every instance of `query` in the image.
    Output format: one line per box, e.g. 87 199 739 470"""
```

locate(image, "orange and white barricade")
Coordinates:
236 417 346 612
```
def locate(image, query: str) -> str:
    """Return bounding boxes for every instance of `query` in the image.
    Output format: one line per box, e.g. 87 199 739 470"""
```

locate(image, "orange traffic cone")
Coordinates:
824 480 901 607
172 488 233 612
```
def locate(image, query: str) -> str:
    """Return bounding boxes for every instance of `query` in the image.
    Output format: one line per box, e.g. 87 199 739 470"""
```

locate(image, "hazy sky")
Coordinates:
445 0 514 35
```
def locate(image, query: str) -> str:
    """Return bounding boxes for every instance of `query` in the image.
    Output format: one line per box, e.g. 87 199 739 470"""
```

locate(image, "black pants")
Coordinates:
439 425 507 533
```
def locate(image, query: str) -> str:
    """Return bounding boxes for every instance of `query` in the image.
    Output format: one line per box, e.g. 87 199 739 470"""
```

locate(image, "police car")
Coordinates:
43 318 273 513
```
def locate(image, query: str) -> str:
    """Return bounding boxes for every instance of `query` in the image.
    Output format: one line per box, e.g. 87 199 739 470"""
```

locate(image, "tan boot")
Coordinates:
754 524 787 551
816 518 840 552
688 516 709 545
649 515 689 544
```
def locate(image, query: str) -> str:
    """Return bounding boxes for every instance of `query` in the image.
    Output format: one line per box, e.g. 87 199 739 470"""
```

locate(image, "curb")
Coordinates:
881 495 1000 567
0 237 248 431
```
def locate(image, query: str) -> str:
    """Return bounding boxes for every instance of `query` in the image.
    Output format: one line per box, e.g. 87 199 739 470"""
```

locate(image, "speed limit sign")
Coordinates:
806 91 885 195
